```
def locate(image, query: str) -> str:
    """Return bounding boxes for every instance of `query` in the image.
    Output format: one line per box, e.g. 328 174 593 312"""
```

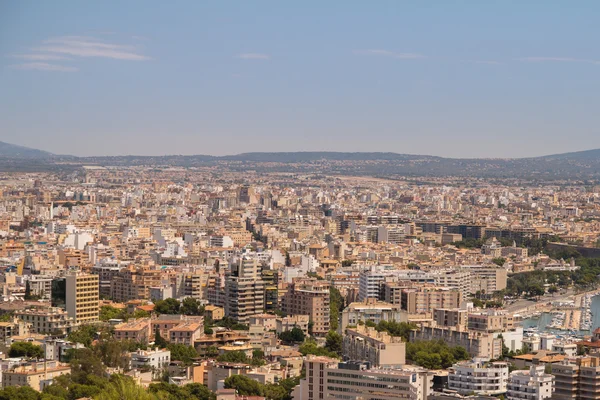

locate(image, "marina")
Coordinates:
521 292 600 336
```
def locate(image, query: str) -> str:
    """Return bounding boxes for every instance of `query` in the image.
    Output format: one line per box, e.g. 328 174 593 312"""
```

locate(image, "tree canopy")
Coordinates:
8 342 44 359
407 340 470 369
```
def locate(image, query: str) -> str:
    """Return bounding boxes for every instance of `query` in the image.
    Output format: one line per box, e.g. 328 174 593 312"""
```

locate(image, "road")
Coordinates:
505 288 576 313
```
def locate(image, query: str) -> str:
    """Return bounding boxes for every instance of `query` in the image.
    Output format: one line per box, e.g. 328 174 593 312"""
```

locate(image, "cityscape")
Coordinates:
2 2 600 400
1 146 600 400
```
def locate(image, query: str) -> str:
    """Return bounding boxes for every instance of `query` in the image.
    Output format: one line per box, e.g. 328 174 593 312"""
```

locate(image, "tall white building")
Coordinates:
448 358 509 396
358 267 389 301
507 365 553 400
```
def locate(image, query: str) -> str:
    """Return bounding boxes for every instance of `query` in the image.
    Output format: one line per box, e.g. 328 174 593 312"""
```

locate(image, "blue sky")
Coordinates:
1 1 599 157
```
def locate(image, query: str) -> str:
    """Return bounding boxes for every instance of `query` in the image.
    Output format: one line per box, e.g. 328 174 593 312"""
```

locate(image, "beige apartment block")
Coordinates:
2 361 71 392
14 307 78 335
282 277 330 336
294 356 432 400
343 325 406 367
401 286 461 314
66 272 99 324
552 356 600 400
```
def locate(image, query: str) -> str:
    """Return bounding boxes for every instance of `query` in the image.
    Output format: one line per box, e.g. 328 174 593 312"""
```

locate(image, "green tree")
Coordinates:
167 343 198 365
184 383 216 400
406 340 470 369
217 350 249 363
263 384 288 400
8 342 44 358
99 305 127 321
279 327 305 344
0 386 42 400
492 257 506 266
224 375 263 397
329 287 344 331
154 329 168 348
69 348 106 383
180 297 203 316
94 338 143 369
205 346 219 358
131 309 151 319
68 324 103 347
154 298 181 315
375 321 417 341
324 331 343 356
298 339 339 358
95 375 153 400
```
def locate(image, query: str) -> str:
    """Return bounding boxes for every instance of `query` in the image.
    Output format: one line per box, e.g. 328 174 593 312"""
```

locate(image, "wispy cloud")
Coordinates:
10 53 71 61
34 36 150 61
236 53 270 60
9 62 78 72
353 49 425 59
469 60 501 65
519 57 600 65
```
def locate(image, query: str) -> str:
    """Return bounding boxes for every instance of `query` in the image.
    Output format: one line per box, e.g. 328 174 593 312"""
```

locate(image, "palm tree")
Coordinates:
95 375 153 400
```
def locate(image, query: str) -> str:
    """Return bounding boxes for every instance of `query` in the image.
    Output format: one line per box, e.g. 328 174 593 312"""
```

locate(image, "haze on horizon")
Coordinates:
1 1 600 158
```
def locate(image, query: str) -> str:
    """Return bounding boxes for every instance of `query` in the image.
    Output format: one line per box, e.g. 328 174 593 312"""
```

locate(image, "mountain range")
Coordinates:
1 141 600 180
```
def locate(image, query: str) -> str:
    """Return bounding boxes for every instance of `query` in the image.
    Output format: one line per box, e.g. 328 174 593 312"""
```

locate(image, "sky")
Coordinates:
1 1 600 158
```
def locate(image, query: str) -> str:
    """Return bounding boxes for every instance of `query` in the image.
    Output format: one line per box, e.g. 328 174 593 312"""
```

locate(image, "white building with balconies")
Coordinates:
448 358 509 396
507 365 553 400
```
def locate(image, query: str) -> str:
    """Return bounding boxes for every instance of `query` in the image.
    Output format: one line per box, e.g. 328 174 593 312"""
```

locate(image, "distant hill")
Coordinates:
539 148 600 161
220 152 438 162
0 141 54 158
2 141 600 180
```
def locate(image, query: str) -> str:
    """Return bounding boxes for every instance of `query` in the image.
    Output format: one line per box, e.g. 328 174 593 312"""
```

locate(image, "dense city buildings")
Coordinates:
0 163 599 398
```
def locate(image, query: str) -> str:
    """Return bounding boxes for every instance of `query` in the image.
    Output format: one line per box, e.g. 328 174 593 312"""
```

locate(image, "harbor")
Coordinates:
520 291 600 335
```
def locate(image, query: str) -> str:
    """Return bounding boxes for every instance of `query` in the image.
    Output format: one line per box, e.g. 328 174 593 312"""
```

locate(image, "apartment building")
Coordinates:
276 315 310 335
358 267 390 301
194 330 251 357
507 365 553 400
400 286 461 314
448 358 509 396
340 299 407 332
2 361 71 391
343 325 406 367
15 307 78 335
66 272 99 324
552 356 600 400
25 275 52 300
91 262 124 298
130 348 171 378
204 305 225 322
182 272 208 299
110 265 163 302
224 258 265 324
467 266 508 294
151 314 204 340
114 318 152 343
0 319 30 346
294 356 432 400
282 277 330 336
468 311 515 333
382 280 408 304
169 321 204 346
434 308 468 328
434 270 472 298
410 326 503 359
